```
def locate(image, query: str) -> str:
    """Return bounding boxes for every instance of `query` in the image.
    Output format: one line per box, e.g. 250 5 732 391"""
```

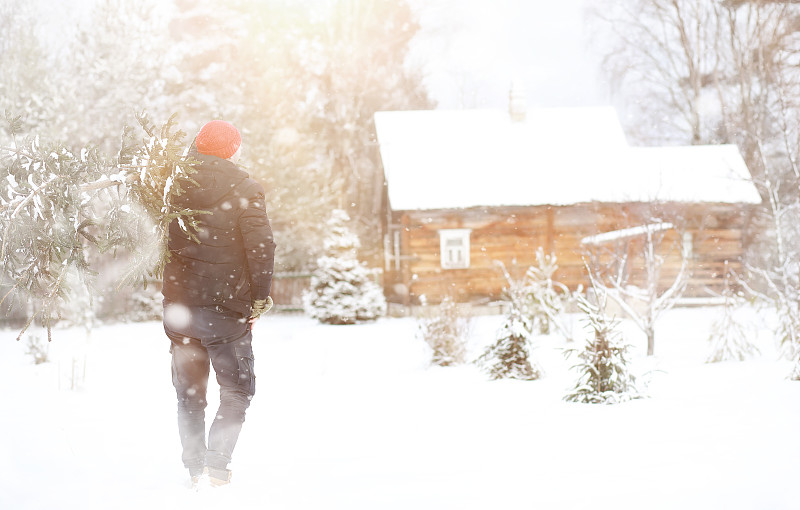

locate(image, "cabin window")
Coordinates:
439 229 471 269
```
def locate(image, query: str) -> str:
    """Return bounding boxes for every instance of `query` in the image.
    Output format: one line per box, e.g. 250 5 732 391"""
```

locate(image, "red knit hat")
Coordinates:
195 120 242 159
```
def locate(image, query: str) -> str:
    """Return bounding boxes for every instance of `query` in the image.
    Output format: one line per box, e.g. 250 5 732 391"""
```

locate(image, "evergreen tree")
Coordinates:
789 354 800 381
302 209 386 324
477 303 542 381
564 292 642 404
417 296 469 367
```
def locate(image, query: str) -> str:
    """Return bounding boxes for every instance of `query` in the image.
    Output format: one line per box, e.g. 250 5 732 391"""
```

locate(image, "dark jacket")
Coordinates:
162 149 276 316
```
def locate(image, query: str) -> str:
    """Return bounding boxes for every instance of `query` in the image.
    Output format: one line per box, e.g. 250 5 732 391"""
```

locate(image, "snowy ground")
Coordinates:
1 306 799 510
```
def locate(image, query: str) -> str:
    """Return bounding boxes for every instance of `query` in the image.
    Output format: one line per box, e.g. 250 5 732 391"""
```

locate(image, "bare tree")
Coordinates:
582 221 691 356
594 0 722 145
706 262 760 363
734 62 800 377
594 0 800 188
494 254 577 342
742 158 800 377
712 1 800 189
595 0 800 372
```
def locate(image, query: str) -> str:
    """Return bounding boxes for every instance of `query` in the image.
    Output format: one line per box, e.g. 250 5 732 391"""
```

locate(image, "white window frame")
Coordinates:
438 229 471 269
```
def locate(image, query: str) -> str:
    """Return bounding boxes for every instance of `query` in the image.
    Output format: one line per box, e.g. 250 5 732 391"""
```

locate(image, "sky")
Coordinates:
409 0 611 110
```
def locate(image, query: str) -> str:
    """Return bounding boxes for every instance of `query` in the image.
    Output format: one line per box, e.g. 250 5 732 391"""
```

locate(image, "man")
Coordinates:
161 120 276 487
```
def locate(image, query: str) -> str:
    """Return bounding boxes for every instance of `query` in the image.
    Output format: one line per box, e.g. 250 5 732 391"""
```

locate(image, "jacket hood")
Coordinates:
176 147 250 208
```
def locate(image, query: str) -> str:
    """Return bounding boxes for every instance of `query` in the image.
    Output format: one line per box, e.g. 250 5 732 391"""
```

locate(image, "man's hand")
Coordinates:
248 296 273 328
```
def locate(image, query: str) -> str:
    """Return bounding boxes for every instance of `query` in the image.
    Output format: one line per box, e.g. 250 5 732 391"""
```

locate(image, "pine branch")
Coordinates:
0 282 19 308
1 112 206 341
0 174 58 216
0 174 59 260
78 173 135 193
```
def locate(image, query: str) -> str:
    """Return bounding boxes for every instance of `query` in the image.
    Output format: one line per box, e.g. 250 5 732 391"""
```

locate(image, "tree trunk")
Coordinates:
647 328 655 356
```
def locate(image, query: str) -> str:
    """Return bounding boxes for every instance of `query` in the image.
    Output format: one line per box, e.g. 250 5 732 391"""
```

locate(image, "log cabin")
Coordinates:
373 101 763 306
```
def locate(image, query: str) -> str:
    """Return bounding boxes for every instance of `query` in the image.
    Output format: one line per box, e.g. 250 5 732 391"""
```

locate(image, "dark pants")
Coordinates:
164 302 256 476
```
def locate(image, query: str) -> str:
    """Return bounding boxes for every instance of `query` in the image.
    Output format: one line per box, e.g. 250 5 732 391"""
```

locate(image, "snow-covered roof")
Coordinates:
374 108 762 210
622 145 761 204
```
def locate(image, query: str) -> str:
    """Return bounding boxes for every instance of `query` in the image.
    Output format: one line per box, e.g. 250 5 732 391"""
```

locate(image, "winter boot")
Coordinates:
193 468 229 491
207 466 232 487
189 466 204 489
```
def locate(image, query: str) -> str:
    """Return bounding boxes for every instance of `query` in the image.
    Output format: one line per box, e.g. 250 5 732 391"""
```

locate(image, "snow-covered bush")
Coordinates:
477 303 542 380
789 356 800 381
417 296 470 366
303 209 386 324
740 239 800 379
524 248 570 335
125 285 164 322
24 332 49 365
564 292 642 404
495 254 574 341
706 268 759 363
766 289 800 379
55 268 96 331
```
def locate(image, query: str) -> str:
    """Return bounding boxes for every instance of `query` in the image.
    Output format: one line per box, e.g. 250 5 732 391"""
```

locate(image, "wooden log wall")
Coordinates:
389 202 755 304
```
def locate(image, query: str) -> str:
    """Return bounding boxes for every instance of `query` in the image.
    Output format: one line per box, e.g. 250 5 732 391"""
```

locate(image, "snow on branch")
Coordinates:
581 219 690 356
0 113 202 341
581 222 674 246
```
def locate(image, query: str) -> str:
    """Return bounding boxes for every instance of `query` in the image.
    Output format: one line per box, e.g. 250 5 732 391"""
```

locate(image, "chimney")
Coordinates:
509 80 526 122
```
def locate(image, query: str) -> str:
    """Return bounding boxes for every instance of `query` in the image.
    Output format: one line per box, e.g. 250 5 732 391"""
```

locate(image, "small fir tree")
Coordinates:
564 292 642 404
23 332 48 365
417 296 469 366
303 209 386 324
477 302 542 380
706 265 759 363
126 285 164 322
770 295 800 380
789 355 800 381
